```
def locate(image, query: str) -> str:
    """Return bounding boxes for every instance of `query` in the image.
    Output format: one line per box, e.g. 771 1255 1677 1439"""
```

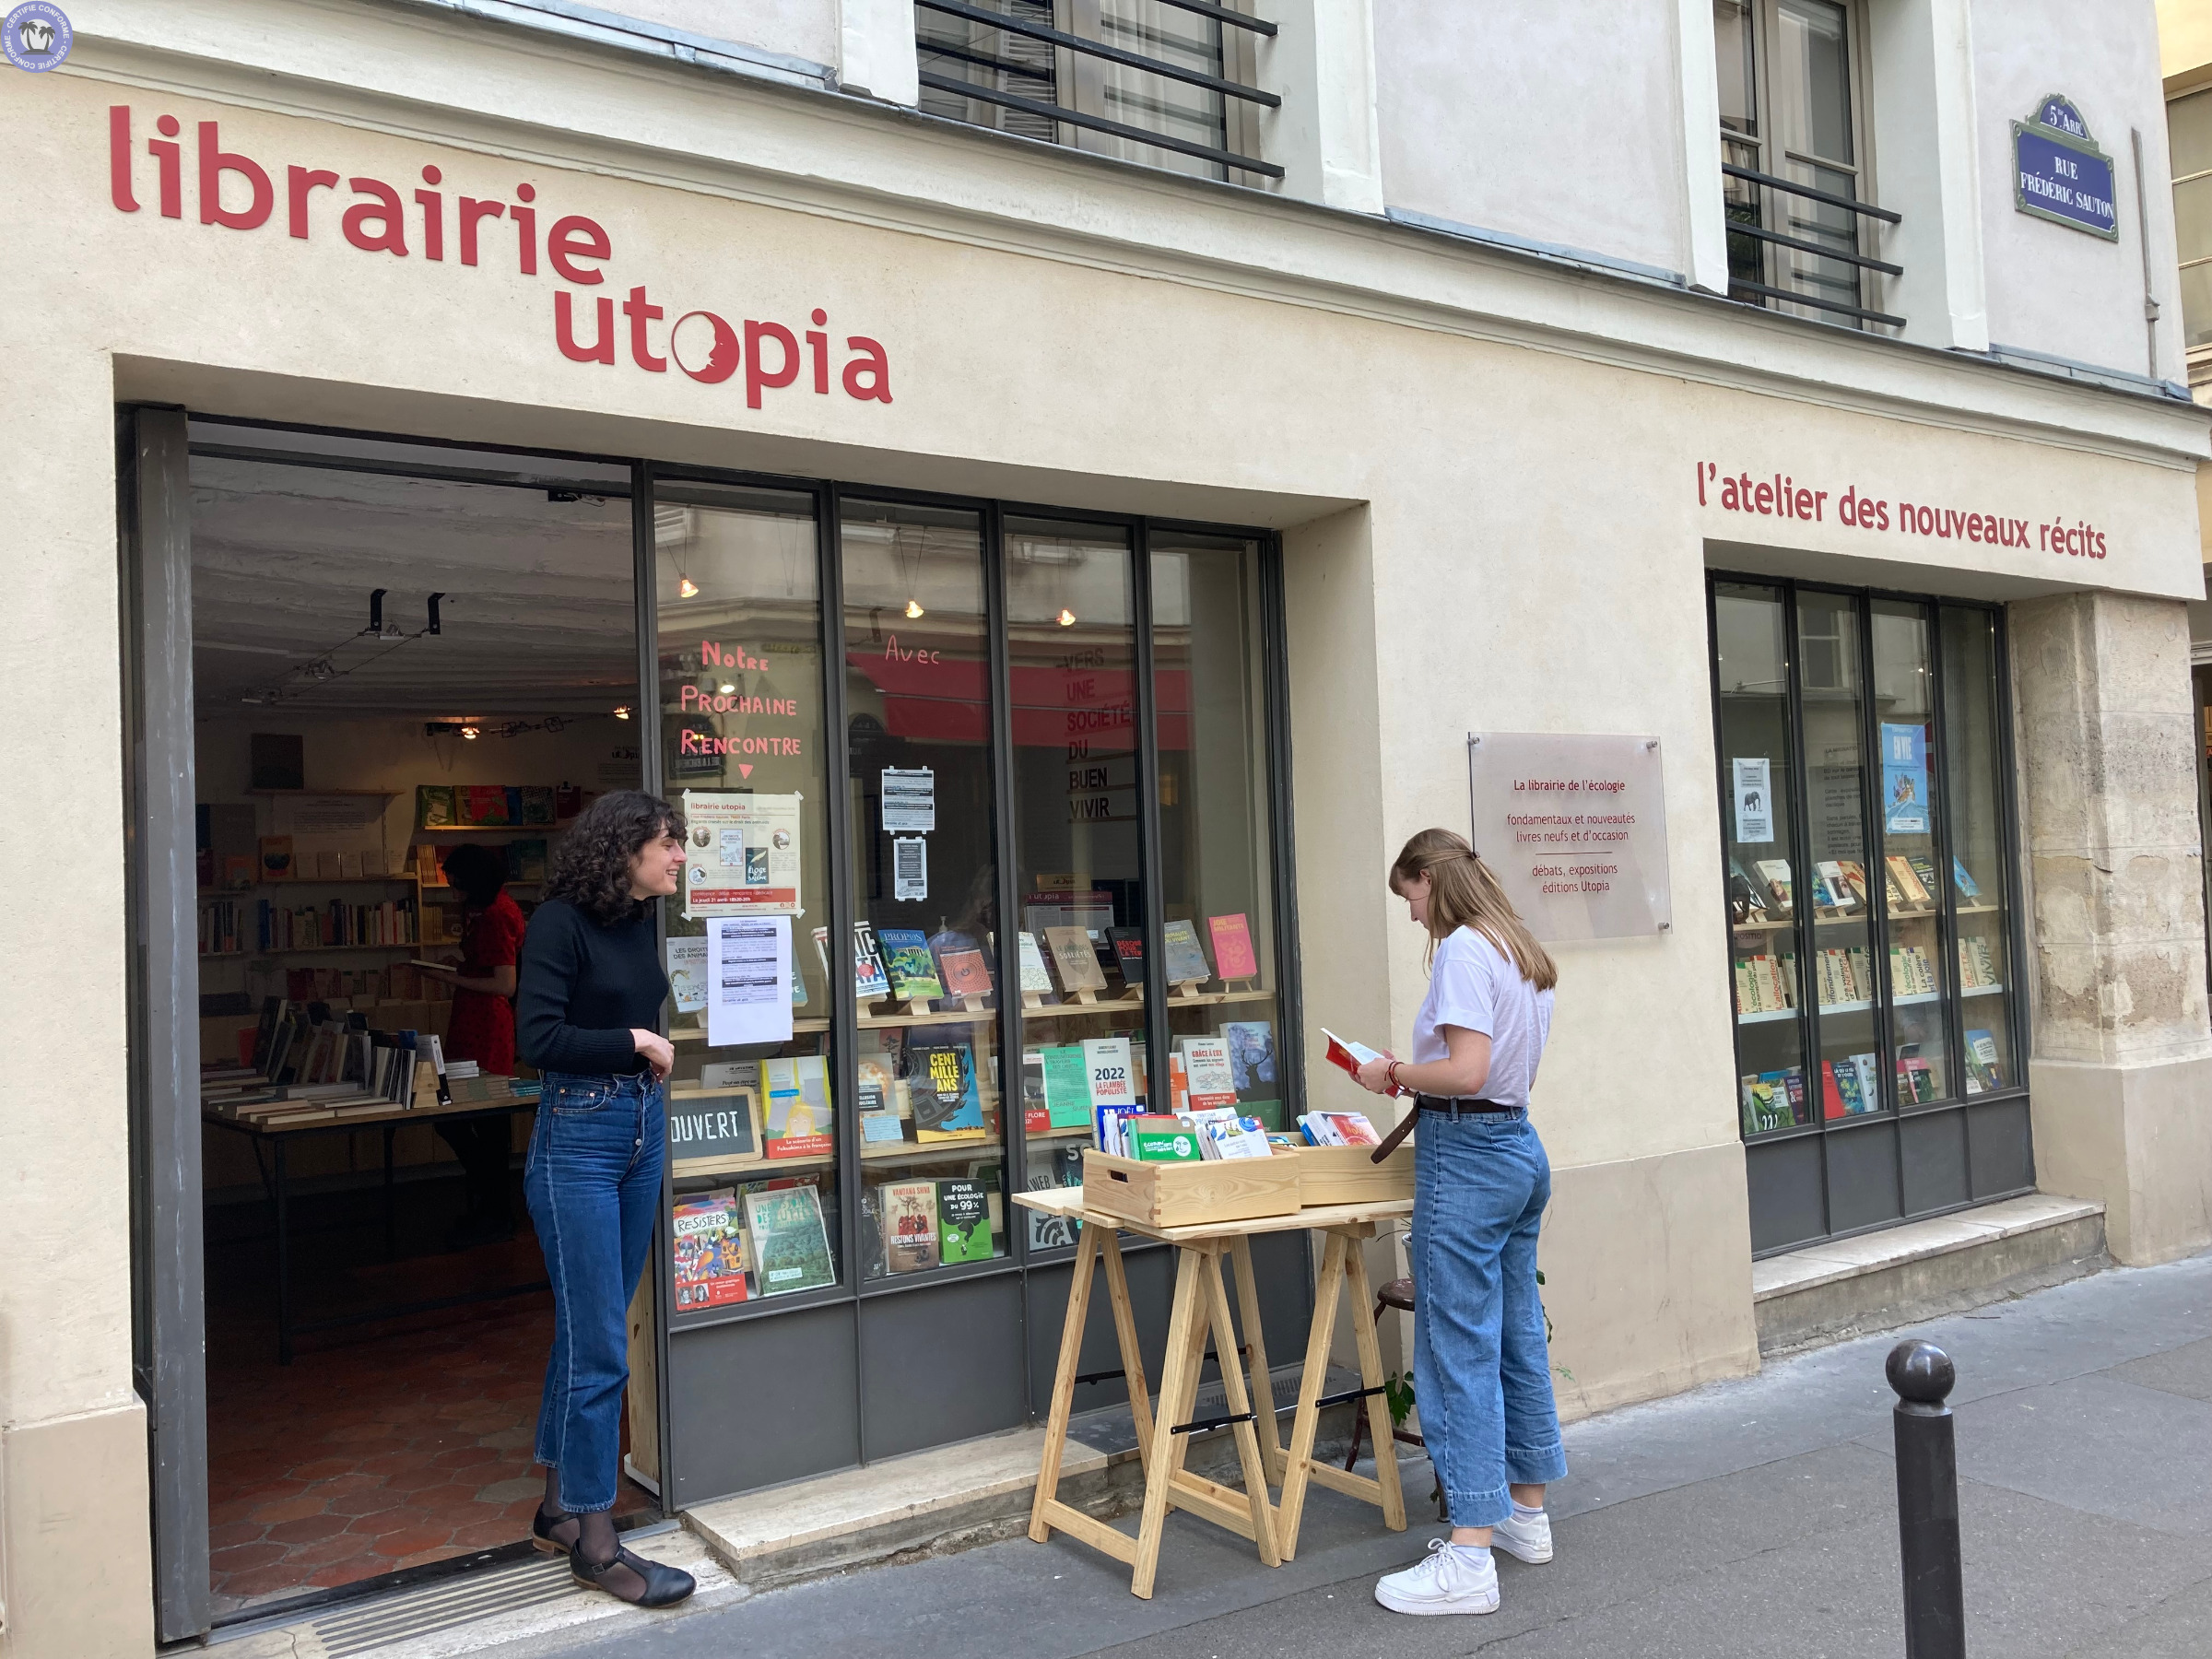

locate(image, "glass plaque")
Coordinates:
1465 732 1672 941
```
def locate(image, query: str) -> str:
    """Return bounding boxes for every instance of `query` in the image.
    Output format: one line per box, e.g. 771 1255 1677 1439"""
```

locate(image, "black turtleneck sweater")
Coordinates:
514 897 665 1075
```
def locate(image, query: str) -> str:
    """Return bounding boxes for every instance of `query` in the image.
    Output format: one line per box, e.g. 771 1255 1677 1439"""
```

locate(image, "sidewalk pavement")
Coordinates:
539 1246 2212 1659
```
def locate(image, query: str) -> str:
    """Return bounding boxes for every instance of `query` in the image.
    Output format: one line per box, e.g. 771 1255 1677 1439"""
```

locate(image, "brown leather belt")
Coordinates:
1371 1095 1519 1161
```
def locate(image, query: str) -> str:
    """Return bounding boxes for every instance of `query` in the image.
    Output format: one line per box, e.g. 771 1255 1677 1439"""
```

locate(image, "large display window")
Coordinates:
1709 576 2031 1253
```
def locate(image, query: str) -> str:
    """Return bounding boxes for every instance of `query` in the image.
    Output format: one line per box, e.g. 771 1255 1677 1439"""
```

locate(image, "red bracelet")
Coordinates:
1386 1061 1404 1092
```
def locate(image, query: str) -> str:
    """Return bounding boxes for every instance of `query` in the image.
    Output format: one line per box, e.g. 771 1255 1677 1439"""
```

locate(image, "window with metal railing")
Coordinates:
914 0 1281 182
1714 0 1901 330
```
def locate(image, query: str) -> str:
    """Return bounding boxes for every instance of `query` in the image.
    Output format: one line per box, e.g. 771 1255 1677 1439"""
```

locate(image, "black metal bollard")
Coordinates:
1888 1339 1965 1659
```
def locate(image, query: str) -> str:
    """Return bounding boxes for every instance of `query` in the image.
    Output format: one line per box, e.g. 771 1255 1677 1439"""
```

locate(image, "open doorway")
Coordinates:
187 424 654 1612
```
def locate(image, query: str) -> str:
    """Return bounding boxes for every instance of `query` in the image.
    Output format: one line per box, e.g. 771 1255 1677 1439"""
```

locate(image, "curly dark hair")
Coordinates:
546 790 688 924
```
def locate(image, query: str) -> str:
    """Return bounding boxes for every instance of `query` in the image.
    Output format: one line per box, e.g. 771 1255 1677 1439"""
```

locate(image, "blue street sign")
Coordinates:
2012 95 2119 241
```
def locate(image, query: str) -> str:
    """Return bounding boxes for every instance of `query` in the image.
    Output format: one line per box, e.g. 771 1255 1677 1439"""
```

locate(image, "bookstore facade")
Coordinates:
18 55 2212 1658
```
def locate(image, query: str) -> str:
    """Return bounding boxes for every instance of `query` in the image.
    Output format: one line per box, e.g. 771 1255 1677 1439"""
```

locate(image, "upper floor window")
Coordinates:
2169 86 2212 393
914 0 1280 183
1715 0 1900 330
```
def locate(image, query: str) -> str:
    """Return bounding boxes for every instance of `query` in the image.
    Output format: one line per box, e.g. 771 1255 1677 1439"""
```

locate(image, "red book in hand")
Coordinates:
1320 1029 1407 1095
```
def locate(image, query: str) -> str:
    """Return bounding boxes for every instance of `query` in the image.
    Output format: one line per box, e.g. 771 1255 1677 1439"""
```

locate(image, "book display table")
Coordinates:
203 1095 545 1363
1012 1187 1413 1598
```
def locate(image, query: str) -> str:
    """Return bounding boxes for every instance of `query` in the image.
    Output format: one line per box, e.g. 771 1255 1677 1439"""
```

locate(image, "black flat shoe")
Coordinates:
532 1506 579 1554
569 1542 696 1608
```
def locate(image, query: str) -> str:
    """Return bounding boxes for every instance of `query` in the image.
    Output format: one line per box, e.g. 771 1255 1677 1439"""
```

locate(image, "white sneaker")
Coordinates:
1491 1507 1553 1564
1373 1539 1500 1616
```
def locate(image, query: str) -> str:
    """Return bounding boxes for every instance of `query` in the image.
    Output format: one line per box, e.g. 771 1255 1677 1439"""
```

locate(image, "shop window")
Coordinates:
657 480 845 1312
1711 577 2028 1252
840 500 1010 1277
2167 86 2212 388
1715 0 1896 330
1149 532 1287 1134
1006 516 1151 1249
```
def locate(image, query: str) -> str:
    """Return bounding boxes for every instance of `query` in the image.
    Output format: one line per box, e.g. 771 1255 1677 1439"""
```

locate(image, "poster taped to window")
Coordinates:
682 791 802 917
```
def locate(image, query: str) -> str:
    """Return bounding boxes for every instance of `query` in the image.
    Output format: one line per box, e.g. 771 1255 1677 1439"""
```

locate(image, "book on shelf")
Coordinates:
883 1180 940 1272
1175 1035 1240 1111
1739 1075 1789 1135
936 1178 994 1263
1161 918 1212 984
909 1039 987 1142
1094 1100 1145 1157
1726 860 1770 924
259 835 295 881
1885 854 1932 907
417 785 456 829
1017 931 1054 996
1906 853 1941 902
1894 1048 1940 1103
1813 860 1859 912
1952 857 1983 901
858 1185 888 1280
1018 1050 1050 1132
1963 1029 2006 1093
760 1055 834 1158
507 839 547 883
1886 944 1937 996
1041 926 1107 996
1957 935 2000 989
673 1189 751 1310
1753 860 1794 916
814 922 891 1002
1222 1019 1277 1103
1082 1033 1136 1117
742 1184 837 1295
878 928 945 1002
1040 1043 1092 1129
1207 913 1258 980
1105 926 1146 989
1201 1114 1274 1160
936 947 994 1000
518 785 557 826
1733 952 1794 1015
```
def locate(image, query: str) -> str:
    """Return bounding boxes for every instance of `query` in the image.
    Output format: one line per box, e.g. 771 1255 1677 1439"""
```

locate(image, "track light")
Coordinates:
461 724 480 740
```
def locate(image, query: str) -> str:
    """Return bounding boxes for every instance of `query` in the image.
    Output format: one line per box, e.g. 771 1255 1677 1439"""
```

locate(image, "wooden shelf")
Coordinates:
1962 982 2006 997
206 941 421 959
248 788 402 797
201 877 412 893
1730 916 1794 932
1817 998 1874 1015
414 825 569 835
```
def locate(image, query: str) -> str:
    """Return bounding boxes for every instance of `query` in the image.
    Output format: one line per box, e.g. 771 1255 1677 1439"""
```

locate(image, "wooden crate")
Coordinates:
1290 1143 1415 1206
1081 1148 1303 1229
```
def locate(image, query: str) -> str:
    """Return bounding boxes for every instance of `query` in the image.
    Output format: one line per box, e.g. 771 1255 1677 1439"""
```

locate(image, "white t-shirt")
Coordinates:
1410 925 1554 1111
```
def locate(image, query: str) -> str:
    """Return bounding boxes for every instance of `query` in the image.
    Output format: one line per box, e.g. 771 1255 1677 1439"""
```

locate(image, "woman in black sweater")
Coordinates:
516 791 694 1607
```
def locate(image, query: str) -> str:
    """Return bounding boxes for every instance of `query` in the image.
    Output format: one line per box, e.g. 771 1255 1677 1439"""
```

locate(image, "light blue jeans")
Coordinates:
525 1069 665 1514
1409 1110 1567 1528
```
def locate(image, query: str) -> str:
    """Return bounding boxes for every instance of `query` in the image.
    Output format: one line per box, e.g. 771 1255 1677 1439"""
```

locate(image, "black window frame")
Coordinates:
1706 572 2034 1254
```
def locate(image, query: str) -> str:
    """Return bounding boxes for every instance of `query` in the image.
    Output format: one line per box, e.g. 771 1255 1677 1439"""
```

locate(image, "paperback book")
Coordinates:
761 1055 834 1158
672 1190 750 1310
909 1040 986 1141
1161 918 1213 984
1041 1043 1092 1128
1208 912 1258 980
1017 931 1055 996
879 928 946 1001
1042 926 1108 996
937 947 994 1000
1106 926 1146 989
936 1178 994 1263
742 1185 836 1296
882 1180 940 1272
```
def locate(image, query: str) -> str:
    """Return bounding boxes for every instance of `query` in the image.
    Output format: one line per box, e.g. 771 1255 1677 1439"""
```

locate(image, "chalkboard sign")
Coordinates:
666 1088 759 1166
2012 95 2118 241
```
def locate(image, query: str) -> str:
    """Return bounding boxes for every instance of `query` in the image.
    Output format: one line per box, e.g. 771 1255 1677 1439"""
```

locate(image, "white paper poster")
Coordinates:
665 935 708 1015
706 915 794 1048
1732 757 1773 844
682 790 803 917
893 835 928 901
880 767 935 831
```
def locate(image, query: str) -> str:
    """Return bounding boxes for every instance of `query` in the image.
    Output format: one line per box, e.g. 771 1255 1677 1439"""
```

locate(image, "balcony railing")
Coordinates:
1722 154 1904 330
915 0 1281 182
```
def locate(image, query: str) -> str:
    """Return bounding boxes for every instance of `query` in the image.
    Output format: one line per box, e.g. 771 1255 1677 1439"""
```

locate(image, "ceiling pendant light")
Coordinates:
613 704 632 721
461 724 480 740
905 597 925 619
1056 607 1077 628
718 682 735 695
677 575 700 600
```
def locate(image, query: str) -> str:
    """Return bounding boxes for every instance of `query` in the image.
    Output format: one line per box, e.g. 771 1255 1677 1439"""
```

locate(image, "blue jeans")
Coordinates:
1409 1111 1567 1528
525 1069 665 1514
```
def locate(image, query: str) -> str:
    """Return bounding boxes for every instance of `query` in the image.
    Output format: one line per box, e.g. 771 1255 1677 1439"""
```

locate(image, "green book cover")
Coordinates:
742 1185 836 1296
1129 1124 1204 1162
416 784 455 829
1238 1099 1286 1133
878 927 945 1000
1041 1044 1092 1128
936 1178 994 1263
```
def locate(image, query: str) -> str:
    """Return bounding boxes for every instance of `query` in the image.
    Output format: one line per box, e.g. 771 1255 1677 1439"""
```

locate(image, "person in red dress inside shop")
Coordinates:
420 843 526 1248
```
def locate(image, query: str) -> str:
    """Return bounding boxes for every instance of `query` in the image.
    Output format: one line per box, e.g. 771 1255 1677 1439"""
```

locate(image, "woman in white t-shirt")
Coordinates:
1356 827 1565 1619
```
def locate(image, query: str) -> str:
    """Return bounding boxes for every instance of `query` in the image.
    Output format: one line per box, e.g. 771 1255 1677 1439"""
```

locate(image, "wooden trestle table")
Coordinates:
1011 1186 1414 1598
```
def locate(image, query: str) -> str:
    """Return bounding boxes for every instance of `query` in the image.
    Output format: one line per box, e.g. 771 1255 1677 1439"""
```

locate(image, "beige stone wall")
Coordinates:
2014 591 2212 1262
0 33 2206 1650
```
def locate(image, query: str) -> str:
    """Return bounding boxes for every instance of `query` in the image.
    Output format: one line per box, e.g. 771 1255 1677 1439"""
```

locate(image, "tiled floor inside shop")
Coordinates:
204 1178 653 1609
